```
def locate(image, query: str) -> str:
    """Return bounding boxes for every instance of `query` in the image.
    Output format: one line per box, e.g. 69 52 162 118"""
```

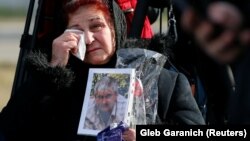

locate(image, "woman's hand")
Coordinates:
50 31 79 67
122 128 136 141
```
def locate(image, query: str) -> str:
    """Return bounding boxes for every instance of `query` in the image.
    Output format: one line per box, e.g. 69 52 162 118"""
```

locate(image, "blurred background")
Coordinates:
0 0 29 111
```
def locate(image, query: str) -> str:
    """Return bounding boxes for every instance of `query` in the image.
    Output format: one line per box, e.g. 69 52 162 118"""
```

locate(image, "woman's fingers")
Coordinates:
50 32 80 67
122 128 136 141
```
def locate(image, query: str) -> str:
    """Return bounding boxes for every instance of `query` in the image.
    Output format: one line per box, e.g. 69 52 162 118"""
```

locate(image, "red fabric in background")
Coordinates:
115 0 153 39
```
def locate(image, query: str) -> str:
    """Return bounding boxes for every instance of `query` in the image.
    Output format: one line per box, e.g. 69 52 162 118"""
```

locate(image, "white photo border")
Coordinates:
77 68 135 136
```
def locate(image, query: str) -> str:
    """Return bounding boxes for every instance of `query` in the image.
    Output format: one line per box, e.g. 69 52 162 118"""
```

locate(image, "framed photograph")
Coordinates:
77 68 136 136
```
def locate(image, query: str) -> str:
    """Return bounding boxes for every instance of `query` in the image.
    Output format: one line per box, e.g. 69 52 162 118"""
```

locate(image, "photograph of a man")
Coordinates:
84 76 128 130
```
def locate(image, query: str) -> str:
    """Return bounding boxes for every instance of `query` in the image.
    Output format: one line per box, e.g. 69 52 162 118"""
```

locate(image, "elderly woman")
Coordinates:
0 0 205 140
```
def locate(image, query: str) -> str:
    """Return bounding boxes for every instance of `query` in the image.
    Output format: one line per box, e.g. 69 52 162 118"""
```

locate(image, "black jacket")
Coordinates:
0 49 205 141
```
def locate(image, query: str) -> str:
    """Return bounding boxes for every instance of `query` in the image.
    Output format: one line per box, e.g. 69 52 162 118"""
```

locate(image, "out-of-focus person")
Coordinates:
174 0 250 124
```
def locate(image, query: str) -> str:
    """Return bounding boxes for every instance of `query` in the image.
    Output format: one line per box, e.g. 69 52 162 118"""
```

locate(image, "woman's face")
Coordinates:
67 5 115 65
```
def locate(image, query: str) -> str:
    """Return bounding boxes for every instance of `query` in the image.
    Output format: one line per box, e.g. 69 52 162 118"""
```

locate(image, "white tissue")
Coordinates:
64 29 86 61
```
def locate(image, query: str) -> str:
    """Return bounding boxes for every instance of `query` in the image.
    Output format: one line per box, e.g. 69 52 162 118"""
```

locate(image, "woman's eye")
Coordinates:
91 24 105 32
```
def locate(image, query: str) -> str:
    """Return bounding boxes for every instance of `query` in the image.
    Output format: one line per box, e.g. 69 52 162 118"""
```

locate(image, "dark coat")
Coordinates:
228 48 250 124
0 48 204 141
0 36 205 141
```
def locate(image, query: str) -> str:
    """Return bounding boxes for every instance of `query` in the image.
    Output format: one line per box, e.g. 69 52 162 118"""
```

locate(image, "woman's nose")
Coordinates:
84 31 94 45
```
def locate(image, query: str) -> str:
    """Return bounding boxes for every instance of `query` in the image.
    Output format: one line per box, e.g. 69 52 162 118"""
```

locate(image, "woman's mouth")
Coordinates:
87 48 101 53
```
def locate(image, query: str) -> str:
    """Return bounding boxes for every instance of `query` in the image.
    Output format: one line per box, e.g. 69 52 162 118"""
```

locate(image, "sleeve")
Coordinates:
0 79 45 140
0 50 75 140
158 69 205 125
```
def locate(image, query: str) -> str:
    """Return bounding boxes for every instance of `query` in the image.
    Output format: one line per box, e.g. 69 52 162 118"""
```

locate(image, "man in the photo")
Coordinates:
84 76 128 130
